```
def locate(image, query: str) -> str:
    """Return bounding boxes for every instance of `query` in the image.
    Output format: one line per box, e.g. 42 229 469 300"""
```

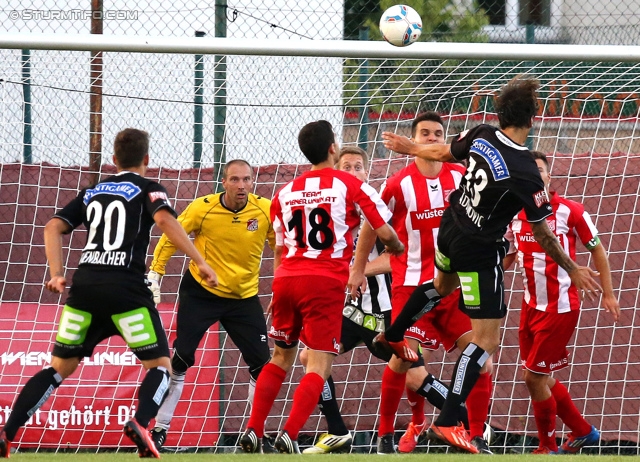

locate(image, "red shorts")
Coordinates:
391 286 470 352
269 275 344 355
519 305 579 374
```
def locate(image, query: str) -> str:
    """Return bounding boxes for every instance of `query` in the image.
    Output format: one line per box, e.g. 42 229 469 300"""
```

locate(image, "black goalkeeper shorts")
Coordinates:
173 270 270 376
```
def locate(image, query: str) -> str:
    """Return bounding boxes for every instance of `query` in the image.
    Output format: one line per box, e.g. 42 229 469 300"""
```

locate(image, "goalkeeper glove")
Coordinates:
147 270 162 304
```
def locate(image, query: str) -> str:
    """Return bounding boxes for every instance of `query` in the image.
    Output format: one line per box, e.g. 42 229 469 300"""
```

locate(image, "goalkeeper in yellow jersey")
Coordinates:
147 159 275 452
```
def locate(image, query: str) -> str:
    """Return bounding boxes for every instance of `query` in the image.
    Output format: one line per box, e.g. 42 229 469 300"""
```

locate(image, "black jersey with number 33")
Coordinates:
447 124 552 242
54 171 176 276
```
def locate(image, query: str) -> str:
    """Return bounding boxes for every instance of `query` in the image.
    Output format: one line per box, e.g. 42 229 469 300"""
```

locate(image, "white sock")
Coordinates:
248 377 256 409
154 371 185 430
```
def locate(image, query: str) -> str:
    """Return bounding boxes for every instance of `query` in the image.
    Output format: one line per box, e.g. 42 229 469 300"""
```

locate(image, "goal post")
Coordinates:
0 34 638 453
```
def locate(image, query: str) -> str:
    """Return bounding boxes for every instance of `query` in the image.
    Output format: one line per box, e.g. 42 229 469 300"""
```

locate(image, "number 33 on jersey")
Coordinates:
271 169 392 282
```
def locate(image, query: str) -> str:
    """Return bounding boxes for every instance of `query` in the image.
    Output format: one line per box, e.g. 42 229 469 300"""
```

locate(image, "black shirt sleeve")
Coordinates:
53 188 87 230
145 182 177 219
515 177 553 222
450 124 486 161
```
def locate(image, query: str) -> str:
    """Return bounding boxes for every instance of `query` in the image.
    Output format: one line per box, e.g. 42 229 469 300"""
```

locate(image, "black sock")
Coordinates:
135 366 170 428
416 373 446 408
385 281 441 342
317 376 349 436
4 367 63 440
435 343 489 427
416 373 469 429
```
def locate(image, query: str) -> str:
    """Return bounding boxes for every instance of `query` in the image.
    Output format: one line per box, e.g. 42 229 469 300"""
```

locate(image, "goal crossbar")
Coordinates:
1 33 640 62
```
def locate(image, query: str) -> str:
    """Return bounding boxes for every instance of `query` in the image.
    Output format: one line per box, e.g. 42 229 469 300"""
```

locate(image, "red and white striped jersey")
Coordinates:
506 192 600 313
272 168 392 283
380 162 465 289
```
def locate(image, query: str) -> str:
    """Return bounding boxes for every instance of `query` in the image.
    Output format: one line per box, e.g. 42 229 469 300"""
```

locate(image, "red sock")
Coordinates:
467 372 492 438
247 362 286 437
531 396 558 451
550 380 592 436
378 366 406 436
406 388 426 425
283 372 326 440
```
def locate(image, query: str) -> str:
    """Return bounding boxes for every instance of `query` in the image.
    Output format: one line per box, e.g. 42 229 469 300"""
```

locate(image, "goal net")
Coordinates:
0 36 638 454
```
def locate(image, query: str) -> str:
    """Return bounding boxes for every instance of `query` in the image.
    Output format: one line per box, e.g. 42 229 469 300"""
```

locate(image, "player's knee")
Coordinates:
435 272 458 297
389 355 412 374
50 356 80 379
405 367 427 391
271 343 298 372
299 347 309 367
249 359 269 380
523 369 547 389
170 350 193 374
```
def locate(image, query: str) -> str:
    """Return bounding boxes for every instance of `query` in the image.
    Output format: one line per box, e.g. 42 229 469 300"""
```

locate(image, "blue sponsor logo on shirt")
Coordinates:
470 139 510 181
83 181 141 204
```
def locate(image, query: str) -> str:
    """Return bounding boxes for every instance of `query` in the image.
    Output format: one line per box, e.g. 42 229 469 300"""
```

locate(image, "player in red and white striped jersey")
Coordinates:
240 120 403 454
504 151 620 454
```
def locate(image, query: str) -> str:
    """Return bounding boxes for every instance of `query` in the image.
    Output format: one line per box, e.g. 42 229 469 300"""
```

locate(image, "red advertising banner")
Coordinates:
0 302 220 449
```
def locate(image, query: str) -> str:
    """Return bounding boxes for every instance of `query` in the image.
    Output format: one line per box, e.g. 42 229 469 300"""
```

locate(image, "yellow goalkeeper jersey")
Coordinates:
150 192 275 299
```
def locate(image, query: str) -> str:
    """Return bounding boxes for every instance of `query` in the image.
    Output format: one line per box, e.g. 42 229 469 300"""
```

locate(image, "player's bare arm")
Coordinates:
348 220 377 300
590 243 620 322
266 246 285 315
531 220 602 301
374 223 404 256
502 252 517 270
43 217 72 294
382 132 454 162
274 245 284 272
365 251 391 277
153 208 218 288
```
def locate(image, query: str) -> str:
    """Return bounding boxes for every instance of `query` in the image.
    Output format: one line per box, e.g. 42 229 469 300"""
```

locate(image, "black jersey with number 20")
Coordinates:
448 124 552 241
54 171 176 276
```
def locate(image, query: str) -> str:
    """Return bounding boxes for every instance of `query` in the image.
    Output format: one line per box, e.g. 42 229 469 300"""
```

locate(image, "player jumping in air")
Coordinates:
375 75 602 453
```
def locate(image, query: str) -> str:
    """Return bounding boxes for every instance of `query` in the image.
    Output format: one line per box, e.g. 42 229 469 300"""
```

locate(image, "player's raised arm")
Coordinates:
153 208 218 288
382 132 454 162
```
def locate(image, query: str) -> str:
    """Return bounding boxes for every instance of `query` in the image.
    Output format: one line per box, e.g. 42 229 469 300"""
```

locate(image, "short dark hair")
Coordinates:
495 75 540 130
113 128 149 169
411 111 444 137
298 120 335 165
222 159 253 179
337 146 368 170
530 150 549 169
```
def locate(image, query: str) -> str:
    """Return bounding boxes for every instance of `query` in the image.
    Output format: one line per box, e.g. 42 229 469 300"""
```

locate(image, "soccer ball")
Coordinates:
379 5 422 47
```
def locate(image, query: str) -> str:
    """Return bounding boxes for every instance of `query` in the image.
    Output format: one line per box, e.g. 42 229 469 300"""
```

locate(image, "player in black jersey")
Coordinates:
377 76 602 453
0 128 216 459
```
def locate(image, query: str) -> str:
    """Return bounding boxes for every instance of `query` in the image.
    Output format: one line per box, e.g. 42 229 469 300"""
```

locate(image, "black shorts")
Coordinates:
340 305 392 361
53 271 169 361
339 306 425 368
174 270 270 376
435 211 508 320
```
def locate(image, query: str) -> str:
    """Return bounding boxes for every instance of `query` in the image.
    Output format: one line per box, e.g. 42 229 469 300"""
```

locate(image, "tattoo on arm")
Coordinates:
531 220 577 273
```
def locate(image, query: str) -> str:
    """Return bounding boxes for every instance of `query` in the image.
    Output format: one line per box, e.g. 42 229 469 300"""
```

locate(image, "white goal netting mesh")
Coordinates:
0 45 638 454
